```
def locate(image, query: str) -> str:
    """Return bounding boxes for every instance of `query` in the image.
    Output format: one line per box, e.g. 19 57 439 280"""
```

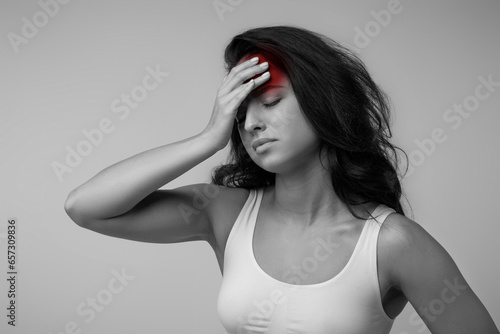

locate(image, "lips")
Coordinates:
252 138 277 151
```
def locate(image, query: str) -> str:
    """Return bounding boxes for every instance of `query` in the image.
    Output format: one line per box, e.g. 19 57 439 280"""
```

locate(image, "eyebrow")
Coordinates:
250 85 285 97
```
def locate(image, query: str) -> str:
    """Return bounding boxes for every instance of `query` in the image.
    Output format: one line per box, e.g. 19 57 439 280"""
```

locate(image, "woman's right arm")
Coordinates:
64 56 269 245
64 132 221 244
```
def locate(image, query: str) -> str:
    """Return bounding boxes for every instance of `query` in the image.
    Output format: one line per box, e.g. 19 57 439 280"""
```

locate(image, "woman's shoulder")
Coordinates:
378 211 435 258
207 185 269 209
204 185 252 249
378 211 458 289
203 185 250 216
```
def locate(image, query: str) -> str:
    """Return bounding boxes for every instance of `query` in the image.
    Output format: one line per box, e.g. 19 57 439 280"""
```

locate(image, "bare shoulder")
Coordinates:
378 211 460 289
377 212 500 332
378 212 429 253
205 185 250 252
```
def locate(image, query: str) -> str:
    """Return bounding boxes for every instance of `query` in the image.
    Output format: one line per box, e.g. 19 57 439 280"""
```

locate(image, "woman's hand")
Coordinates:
203 56 270 151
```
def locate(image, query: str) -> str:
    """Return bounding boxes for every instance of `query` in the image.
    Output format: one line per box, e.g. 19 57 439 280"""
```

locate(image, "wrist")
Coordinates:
198 129 226 153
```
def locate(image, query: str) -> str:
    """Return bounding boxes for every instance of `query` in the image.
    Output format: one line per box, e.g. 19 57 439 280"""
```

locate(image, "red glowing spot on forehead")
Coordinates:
237 53 287 96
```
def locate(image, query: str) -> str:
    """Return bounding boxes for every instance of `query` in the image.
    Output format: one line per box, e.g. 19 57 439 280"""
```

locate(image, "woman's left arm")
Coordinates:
382 214 500 334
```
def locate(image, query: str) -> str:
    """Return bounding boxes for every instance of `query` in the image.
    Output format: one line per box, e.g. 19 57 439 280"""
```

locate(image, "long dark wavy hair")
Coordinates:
210 25 410 220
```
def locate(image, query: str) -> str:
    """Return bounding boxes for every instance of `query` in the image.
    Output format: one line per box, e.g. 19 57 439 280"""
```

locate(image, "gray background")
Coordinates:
1 0 499 333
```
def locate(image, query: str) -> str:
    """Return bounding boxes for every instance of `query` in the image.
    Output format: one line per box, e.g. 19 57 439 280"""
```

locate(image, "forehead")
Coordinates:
237 53 288 97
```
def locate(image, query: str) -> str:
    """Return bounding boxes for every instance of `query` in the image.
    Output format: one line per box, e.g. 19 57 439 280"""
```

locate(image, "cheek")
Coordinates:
238 130 253 152
267 95 305 136
268 103 299 131
281 111 319 152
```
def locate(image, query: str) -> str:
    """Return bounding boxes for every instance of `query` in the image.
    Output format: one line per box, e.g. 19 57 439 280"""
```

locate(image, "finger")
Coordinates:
220 58 267 94
224 70 270 107
251 71 271 89
220 65 268 96
224 56 259 84
223 79 256 113
234 56 260 71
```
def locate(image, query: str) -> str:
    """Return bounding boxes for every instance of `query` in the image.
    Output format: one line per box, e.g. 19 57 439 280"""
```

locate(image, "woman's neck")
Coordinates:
268 163 348 227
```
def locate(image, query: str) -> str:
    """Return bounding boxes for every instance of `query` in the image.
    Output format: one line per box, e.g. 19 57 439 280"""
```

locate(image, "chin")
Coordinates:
251 153 290 174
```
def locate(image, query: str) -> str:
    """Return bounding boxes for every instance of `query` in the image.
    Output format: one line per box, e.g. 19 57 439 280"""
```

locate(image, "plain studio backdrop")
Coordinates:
1 0 499 333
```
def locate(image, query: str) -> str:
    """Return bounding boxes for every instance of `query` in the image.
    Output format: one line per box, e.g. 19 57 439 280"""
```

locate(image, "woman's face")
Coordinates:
236 65 321 175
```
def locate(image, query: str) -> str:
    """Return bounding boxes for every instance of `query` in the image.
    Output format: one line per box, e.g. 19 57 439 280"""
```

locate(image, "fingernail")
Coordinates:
259 62 268 68
261 71 270 77
250 57 259 63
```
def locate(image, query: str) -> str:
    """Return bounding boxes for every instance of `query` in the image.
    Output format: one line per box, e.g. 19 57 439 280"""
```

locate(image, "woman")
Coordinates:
64 26 499 333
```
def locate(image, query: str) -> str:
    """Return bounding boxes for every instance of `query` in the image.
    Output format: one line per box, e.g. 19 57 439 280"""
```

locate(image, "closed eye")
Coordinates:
263 98 281 108
236 98 282 125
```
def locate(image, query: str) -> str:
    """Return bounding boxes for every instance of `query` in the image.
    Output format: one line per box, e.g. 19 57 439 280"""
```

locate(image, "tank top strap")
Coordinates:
244 187 264 230
353 204 397 309
371 204 397 227
360 203 397 255
224 187 262 259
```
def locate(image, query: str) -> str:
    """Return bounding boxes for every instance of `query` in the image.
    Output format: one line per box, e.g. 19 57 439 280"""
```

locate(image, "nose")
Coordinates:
243 104 266 133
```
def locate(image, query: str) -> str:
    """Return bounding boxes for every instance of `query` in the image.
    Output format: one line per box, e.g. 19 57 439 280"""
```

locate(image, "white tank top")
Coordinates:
217 187 396 333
